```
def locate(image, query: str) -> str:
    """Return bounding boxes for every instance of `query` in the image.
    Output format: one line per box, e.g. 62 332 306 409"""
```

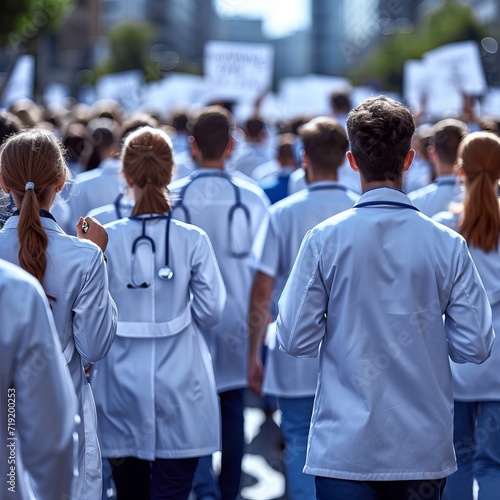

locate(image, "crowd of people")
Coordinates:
1 90 500 500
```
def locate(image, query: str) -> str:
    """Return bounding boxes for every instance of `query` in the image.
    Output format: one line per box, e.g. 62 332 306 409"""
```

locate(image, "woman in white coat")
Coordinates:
433 131 500 500
0 129 118 500
91 126 226 500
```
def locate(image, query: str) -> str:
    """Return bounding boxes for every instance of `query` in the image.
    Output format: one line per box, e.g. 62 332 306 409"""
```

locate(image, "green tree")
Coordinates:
0 0 72 101
351 0 490 91
0 0 71 50
95 21 162 82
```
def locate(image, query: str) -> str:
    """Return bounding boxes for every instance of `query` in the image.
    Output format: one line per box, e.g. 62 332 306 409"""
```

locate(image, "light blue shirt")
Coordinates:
277 187 494 480
408 174 464 217
255 181 359 397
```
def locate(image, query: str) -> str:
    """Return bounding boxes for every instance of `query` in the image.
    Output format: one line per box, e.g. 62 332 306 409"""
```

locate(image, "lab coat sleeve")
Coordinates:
73 248 117 362
255 213 280 278
190 231 227 328
445 240 495 364
276 230 328 357
13 279 78 500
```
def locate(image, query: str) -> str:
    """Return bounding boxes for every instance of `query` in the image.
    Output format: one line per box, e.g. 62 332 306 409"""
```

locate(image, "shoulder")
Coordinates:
0 260 41 293
408 183 436 201
230 175 269 205
432 210 459 230
170 217 211 241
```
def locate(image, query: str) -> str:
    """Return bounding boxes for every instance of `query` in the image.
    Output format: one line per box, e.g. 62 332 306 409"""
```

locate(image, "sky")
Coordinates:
214 0 311 38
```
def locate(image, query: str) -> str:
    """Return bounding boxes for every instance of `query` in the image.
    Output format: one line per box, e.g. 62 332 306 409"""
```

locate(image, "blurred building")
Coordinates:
310 0 378 74
214 17 312 82
102 0 216 65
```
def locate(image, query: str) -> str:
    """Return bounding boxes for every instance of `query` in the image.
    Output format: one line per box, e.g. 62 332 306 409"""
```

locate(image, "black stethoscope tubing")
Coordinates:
126 214 173 289
173 171 252 258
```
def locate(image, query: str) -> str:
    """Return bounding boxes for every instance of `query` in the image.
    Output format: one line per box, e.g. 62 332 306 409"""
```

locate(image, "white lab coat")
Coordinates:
277 187 494 481
433 210 500 401
0 215 118 500
254 182 359 398
408 174 464 217
91 216 226 459
169 169 270 392
0 259 77 500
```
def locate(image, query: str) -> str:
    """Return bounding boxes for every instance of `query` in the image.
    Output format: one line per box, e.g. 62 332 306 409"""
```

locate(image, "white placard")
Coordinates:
141 72 205 115
403 59 430 112
2 54 35 107
95 70 144 112
277 74 352 118
404 41 488 119
204 41 274 102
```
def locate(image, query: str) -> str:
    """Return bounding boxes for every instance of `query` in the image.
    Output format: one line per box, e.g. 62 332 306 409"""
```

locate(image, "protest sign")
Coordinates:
204 41 274 102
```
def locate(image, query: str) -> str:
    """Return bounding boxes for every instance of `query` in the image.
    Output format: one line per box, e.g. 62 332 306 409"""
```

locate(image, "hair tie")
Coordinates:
25 182 35 191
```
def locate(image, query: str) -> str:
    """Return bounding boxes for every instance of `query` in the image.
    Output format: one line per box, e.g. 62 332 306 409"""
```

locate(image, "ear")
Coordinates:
427 146 438 165
301 151 311 172
346 151 359 172
403 149 415 172
55 179 65 193
190 139 200 160
223 137 234 158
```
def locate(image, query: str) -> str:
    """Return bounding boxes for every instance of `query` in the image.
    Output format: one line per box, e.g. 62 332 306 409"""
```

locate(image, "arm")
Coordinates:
248 271 275 396
445 240 495 364
276 230 328 357
14 280 77 500
190 231 227 327
73 248 117 362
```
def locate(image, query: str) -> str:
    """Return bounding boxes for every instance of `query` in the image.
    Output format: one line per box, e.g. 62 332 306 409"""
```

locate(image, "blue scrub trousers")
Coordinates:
443 401 500 500
110 456 198 500
192 388 245 500
277 396 315 500
315 476 446 500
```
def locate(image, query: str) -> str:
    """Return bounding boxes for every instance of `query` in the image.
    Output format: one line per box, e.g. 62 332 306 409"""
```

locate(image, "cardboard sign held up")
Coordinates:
204 41 274 103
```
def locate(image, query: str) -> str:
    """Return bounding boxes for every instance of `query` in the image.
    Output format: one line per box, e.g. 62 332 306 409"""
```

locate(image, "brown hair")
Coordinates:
457 131 500 252
0 129 69 285
431 119 467 166
346 96 415 182
299 117 348 173
121 126 174 216
190 106 234 160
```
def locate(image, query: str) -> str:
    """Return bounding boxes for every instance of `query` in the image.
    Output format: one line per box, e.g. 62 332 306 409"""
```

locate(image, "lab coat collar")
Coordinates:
354 186 416 208
190 168 230 180
4 214 66 235
308 180 347 190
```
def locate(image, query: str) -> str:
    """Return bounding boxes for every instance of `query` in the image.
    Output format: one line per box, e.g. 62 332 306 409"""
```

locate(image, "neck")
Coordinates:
307 172 337 184
197 160 224 170
361 179 403 193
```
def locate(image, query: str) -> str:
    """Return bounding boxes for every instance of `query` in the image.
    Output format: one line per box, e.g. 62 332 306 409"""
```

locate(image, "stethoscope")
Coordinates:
173 171 252 258
127 214 174 289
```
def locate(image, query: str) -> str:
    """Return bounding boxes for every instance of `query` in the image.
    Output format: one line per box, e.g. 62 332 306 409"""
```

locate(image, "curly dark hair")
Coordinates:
346 96 415 183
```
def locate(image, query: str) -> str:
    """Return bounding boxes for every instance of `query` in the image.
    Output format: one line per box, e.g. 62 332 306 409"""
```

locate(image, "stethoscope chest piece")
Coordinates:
158 265 174 280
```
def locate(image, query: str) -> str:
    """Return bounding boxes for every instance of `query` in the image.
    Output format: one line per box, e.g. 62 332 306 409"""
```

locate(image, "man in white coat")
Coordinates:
249 116 359 499
276 96 494 500
0 259 77 500
170 106 269 500
408 118 467 216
